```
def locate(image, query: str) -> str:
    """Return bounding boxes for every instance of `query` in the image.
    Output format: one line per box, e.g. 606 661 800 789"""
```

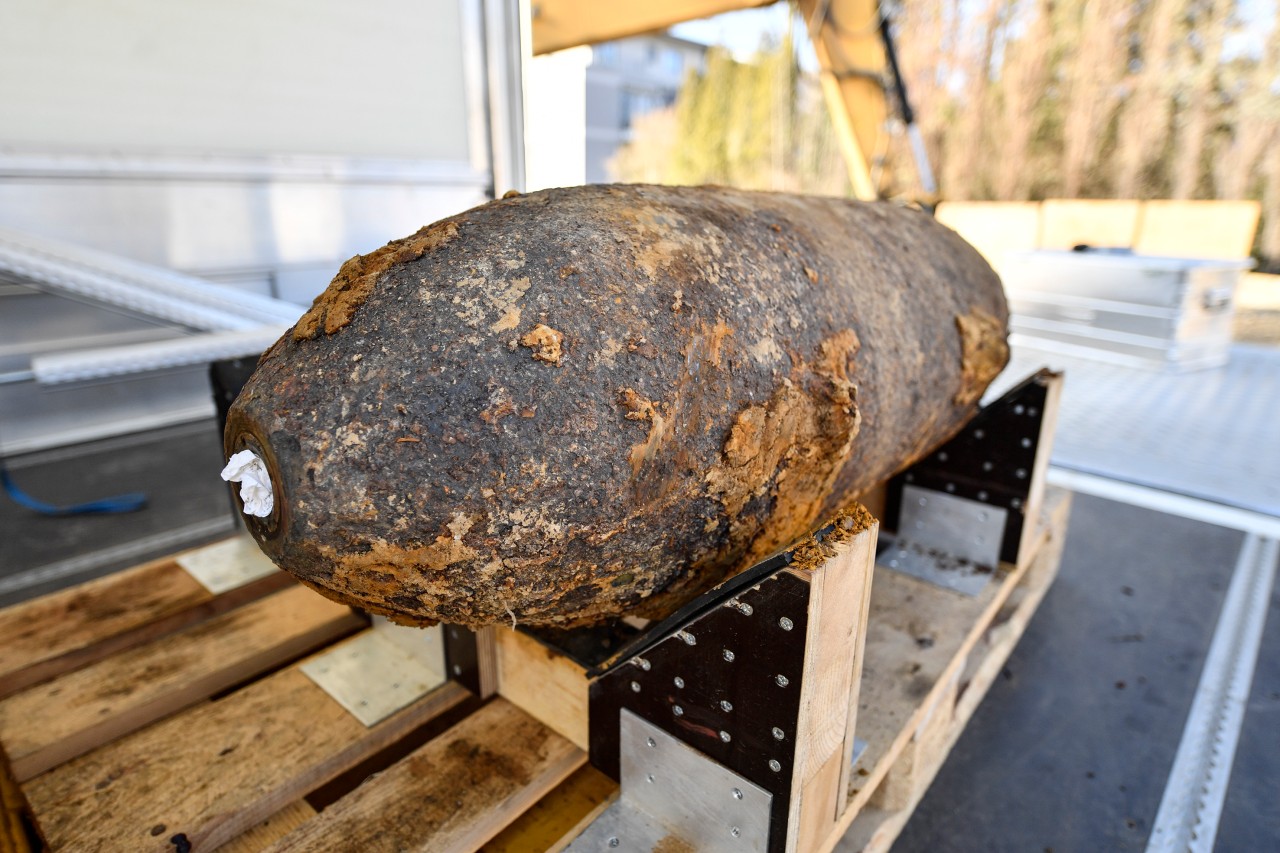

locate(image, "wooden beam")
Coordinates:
495 628 590 750
0 586 363 781
23 642 470 852
797 0 887 200
531 0 772 55
0 542 290 699
263 699 584 852
786 509 879 853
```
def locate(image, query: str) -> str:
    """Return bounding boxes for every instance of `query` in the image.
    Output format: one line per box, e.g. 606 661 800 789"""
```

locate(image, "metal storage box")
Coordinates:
1000 249 1251 370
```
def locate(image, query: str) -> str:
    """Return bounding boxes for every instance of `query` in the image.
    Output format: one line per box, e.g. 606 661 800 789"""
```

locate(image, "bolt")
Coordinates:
769 759 782 772
630 681 641 693
673 676 685 688
1021 437 1033 448
720 730 731 742
776 674 789 687
772 727 785 740
1014 404 1025 415
974 428 985 439
1011 498 1023 509
1015 468 1028 479
978 490 989 501
779 617 794 631
673 705 684 717
938 451 948 462
982 461 994 472
677 630 696 646
452 664 462 676
632 657 651 671
723 649 735 662
720 700 733 712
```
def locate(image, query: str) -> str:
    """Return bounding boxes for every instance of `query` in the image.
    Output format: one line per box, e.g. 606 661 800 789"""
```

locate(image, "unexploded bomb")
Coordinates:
224 184 1009 627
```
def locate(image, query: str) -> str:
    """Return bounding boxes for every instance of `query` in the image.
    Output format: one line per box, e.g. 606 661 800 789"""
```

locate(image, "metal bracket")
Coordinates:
566 710 773 852
176 535 278 594
878 486 1008 595
588 566 810 853
882 370 1054 592
300 618 446 726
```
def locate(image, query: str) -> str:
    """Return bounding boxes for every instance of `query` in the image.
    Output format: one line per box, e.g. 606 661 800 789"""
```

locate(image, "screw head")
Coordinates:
720 699 733 712
722 649 735 662
608 837 620 848
779 617 794 631
974 428 985 439
632 657 651 671
647 773 655 783
731 827 741 838
732 788 743 800
776 674 789 687
673 676 685 688
677 630 696 646
937 451 948 461
1021 437 1033 448
769 759 782 772
646 737 656 748
772 726 785 740
719 730 731 742
452 664 462 676
673 705 684 717
1016 468 1028 479
630 681 641 693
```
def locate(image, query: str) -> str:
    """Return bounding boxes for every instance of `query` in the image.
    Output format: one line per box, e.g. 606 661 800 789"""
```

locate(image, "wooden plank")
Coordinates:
265 699 585 853
496 627 590 750
0 747 32 853
0 543 291 699
23 641 471 852
935 201 1042 267
1134 200 1261 260
478 764 616 853
531 0 770 54
818 489 1071 852
838 492 1070 852
0 586 363 781
787 510 879 853
1039 199 1141 250
215 802 316 853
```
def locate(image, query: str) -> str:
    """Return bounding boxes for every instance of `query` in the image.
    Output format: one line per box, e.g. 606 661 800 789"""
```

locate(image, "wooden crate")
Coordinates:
0 375 1070 853
0 490 1068 853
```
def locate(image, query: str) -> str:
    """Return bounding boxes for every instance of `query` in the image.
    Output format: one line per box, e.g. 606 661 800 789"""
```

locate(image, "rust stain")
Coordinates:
653 834 696 853
521 323 565 365
954 308 1009 406
294 220 459 341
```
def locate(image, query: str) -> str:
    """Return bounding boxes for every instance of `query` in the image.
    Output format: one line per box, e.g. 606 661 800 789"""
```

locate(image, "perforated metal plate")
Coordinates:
567 710 773 853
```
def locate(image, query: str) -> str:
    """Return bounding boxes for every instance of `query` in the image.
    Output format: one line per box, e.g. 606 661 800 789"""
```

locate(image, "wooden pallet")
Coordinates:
0 374 1069 853
0 491 1068 853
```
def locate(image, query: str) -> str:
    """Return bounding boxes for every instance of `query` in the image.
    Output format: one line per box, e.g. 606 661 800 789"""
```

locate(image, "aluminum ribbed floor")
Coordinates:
990 343 1280 516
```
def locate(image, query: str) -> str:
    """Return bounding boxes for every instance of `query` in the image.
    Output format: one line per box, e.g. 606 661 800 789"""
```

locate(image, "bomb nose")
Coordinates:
222 409 288 549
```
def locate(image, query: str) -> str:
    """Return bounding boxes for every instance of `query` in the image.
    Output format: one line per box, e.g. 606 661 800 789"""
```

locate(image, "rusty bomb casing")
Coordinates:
225 184 1009 628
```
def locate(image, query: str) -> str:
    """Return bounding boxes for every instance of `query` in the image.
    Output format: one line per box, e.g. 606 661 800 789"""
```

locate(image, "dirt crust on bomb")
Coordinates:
225 184 1009 628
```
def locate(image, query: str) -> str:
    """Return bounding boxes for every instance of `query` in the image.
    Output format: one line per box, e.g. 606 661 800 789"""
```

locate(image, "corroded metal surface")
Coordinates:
225 185 1008 627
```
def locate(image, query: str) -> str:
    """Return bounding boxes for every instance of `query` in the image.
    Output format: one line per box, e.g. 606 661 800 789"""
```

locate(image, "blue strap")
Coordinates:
0 466 147 515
